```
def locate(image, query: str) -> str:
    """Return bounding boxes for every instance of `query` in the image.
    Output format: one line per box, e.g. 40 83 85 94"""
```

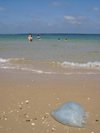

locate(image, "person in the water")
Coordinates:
28 33 33 41
37 35 41 40
64 39 68 41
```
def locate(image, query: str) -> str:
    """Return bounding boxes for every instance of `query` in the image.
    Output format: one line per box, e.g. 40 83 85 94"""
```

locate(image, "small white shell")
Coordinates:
31 123 35 125
26 100 29 103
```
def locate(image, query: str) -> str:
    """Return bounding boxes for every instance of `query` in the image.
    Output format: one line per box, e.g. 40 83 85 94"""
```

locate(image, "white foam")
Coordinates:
60 61 100 69
0 58 100 74
0 58 26 63
0 58 9 62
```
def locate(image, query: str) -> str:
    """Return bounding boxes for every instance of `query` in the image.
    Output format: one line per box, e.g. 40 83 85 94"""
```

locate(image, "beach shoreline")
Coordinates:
0 68 100 133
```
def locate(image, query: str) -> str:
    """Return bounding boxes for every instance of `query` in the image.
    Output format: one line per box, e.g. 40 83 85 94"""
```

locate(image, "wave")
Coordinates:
0 58 10 62
0 58 30 63
0 58 100 68
0 58 100 74
60 61 100 69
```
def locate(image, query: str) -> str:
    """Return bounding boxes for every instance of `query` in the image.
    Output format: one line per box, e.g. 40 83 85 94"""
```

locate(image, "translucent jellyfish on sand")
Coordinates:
51 101 89 128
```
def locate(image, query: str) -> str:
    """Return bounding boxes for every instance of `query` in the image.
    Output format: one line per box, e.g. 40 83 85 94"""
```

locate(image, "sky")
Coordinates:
0 0 100 34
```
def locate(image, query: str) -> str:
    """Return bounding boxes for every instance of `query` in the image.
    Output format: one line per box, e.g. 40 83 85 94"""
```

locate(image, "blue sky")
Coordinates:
0 0 100 34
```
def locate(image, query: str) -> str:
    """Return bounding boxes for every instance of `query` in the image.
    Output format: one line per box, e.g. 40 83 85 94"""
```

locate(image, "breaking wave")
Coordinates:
0 58 100 74
60 61 100 69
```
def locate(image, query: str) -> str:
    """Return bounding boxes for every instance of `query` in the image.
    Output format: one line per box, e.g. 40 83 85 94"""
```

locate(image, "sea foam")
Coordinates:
0 58 100 73
60 61 100 69
0 58 9 62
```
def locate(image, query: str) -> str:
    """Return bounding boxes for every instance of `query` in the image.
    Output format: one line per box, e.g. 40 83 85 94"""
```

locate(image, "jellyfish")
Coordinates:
51 101 89 127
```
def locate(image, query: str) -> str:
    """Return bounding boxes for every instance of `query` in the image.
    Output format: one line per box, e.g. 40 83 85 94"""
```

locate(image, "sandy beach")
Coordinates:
0 69 100 133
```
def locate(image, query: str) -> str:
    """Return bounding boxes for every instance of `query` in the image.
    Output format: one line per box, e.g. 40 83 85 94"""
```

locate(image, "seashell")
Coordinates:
45 112 49 115
5 118 7 120
52 127 55 131
31 123 35 125
26 100 29 104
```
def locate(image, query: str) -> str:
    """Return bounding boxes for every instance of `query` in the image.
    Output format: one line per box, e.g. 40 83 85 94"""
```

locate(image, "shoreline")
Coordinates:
0 57 100 75
0 69 100 133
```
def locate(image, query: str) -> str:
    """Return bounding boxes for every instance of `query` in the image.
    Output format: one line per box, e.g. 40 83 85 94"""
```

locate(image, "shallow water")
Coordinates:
0 34 100 74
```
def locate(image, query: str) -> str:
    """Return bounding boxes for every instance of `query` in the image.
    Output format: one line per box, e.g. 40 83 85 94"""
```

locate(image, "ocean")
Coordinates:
0 33 100 74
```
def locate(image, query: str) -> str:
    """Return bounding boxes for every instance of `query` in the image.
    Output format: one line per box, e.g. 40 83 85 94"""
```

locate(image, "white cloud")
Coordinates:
0 7 7 11
64 15 87 21
63 15 89 25
93 7 100 11
63 15 88 25
63 16 75 20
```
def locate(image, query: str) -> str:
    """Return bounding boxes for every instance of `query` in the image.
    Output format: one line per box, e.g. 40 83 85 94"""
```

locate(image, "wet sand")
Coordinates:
0 69 100 133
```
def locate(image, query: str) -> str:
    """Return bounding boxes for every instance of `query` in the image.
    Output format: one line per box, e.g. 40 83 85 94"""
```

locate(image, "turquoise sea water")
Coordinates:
0 34 100 74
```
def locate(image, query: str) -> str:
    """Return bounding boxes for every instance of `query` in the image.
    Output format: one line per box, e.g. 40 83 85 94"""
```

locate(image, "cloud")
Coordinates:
89 7 100 11
0 7 7 11
93 7 100 11
64 15 87 21
63 15 89 25
63 16 75 20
